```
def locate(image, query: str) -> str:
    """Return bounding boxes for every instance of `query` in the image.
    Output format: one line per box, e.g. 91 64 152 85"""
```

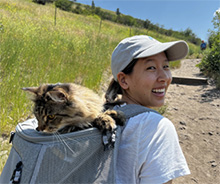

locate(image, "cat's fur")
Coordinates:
23 83 125 134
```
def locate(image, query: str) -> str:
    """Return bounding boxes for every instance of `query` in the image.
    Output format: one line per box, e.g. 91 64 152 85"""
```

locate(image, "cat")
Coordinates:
22 83 125 134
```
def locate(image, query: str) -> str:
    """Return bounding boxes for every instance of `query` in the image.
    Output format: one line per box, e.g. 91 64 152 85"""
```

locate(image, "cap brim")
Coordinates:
134 41 188 61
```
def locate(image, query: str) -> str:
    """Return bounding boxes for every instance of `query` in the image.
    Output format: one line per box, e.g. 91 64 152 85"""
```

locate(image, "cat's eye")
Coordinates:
48 115 55 120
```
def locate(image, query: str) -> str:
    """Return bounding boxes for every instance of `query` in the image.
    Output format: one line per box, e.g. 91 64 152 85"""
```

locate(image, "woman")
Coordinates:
105 35 190 184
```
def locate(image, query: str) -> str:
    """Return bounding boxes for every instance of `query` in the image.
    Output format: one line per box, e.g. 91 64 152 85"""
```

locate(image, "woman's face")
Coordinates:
120 52 172 108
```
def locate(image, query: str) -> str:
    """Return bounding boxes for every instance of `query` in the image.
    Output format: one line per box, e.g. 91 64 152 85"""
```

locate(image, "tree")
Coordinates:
143 19 151 29
183 28 193 37
91 1 95 9
116 8 120 16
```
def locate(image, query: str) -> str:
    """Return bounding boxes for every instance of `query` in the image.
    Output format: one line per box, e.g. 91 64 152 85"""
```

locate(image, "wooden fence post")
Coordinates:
54 6 57 26
99 19 102 34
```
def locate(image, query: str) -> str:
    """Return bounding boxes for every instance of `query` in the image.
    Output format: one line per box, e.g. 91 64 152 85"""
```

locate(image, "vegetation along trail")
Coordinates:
166 59 220 184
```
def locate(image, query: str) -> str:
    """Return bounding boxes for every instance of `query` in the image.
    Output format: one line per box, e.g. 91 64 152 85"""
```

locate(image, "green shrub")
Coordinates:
199 41 220 78
32 0 55 5
33 0 46 5
198 12 220 88
55 0 72 11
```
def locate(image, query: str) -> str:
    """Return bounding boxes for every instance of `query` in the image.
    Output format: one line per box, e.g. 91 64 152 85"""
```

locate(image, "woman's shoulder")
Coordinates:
115 104 174 133
126 110 175 135
114 104 163 120
128 109 167 125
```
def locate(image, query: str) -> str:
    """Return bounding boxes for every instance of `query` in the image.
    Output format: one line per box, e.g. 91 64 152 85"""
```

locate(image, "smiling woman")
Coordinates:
104 35 190 184
118 53 172 108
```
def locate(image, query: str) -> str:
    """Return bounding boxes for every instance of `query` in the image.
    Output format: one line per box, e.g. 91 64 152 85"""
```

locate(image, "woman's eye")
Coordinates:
146 66 156 70
48 115 55 120
164 65 170 69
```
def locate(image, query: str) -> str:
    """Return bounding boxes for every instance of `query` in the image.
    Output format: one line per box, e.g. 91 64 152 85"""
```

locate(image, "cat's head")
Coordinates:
23 83 78 133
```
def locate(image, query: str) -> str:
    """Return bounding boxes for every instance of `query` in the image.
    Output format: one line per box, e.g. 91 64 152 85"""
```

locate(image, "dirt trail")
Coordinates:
166 59 220 184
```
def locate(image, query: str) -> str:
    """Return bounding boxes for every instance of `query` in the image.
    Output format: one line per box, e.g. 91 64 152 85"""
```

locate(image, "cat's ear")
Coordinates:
22 87 39 101
22 87 39 95
47 91 67 103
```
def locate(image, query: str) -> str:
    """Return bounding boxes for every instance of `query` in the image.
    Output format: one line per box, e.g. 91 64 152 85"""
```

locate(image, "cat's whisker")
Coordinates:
53 132 76 155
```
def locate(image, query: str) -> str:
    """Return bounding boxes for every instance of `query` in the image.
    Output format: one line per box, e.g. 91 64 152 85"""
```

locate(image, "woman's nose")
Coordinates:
158 69 172 83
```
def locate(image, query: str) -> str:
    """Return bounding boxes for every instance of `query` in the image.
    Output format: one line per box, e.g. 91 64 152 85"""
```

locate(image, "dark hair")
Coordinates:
104 59 138 108
122 59 138 74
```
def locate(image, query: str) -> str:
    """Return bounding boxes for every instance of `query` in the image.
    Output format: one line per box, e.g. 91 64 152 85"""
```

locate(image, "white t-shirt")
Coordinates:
116 111 190 184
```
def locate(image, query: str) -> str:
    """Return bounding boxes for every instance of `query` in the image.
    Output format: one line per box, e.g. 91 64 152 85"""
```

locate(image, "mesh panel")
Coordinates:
1 119 119 184
33 132 115 183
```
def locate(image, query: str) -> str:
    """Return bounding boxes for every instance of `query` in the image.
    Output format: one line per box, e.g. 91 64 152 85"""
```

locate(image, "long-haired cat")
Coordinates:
22 83 125 134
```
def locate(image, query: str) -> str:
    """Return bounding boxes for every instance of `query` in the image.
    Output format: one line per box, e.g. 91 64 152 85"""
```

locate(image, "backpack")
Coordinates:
0 104 158 184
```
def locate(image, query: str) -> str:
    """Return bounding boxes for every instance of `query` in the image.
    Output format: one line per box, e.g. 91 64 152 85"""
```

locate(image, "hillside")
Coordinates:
61 0 202 45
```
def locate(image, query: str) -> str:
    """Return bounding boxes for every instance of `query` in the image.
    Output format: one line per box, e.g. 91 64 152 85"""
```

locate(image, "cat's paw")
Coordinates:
93 110 125 132
104 109 125 127
93 110 125 150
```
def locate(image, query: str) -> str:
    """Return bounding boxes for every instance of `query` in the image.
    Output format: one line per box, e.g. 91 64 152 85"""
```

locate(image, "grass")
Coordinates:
0 0 116 132
0 136 12 174
0 0 200 173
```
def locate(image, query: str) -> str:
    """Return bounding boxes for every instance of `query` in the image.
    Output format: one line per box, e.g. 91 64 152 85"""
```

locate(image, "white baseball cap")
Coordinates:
111 35 189 81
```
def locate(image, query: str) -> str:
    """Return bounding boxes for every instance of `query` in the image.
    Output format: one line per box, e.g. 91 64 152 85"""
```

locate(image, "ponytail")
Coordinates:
104 78 124 109
105 78 122 103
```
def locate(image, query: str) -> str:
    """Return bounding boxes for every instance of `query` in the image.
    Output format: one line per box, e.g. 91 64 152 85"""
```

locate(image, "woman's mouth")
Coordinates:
152 88 165 93
152 88 166 96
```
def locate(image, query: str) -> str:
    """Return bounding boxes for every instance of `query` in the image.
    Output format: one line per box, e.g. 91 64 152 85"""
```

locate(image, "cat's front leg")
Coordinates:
93 110 125 150
93 110 125 132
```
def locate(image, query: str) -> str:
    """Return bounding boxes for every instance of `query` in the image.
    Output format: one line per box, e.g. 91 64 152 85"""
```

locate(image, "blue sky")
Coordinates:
76 0 220 41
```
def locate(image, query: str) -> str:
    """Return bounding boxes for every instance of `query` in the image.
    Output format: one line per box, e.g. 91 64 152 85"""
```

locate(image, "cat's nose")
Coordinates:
37 125 46 131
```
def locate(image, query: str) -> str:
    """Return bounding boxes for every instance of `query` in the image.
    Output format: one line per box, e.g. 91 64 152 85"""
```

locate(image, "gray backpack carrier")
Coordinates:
0 104 158 184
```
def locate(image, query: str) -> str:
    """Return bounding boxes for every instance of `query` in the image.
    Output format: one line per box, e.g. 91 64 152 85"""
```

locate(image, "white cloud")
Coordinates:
214 7 220 16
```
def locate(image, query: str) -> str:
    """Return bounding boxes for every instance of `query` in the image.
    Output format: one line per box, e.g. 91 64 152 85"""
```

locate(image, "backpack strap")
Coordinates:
114 104 160 119
104 104 159 150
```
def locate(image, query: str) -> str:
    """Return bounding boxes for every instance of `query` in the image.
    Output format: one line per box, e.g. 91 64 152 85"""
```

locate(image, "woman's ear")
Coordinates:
117 72 129 90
